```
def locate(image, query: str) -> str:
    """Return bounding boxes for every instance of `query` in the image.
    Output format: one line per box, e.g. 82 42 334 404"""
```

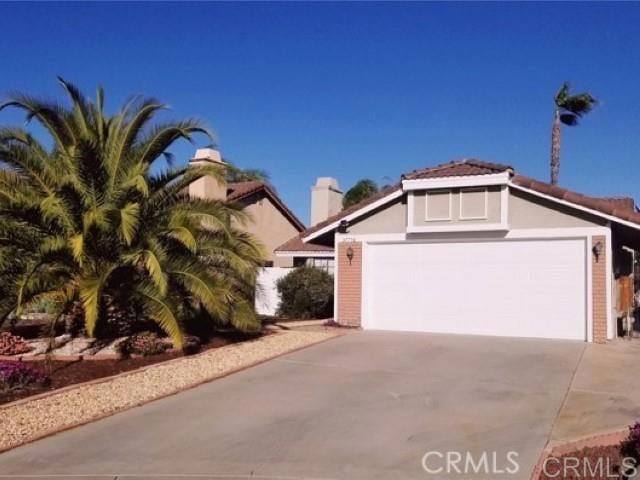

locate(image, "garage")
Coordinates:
363 239 587 340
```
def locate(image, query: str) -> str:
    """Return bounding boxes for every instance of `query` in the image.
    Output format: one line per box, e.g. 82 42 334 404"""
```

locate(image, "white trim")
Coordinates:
424 190 453 221
505 227 609 239
407 191 415 230
509 182 640 231
339 227 609 243
501 185 509 225
459 187 489 220
275 250 334 257
360 241 369 325
407 222 508 234
402 172 510 191
336 232 407 243
302 188 404 242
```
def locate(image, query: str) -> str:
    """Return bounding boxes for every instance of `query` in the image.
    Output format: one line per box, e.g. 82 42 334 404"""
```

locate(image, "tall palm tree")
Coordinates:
0 78 266 348
550 82 597 185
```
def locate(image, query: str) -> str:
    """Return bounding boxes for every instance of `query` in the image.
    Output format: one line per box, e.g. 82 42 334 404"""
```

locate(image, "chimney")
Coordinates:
188 148 227 201
311 177 343 225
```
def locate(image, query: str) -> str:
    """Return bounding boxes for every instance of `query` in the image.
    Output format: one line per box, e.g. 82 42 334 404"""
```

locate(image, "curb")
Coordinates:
0 330 345 453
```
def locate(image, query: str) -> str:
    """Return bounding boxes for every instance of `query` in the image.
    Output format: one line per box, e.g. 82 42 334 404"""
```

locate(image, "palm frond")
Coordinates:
78 266 115 337
118 202 140 245
562 93 597 116
136 282 184 348
0 79 267 344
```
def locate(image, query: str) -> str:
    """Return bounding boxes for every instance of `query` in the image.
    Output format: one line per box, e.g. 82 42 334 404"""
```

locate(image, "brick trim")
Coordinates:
337 241 363 327
592 235 607 343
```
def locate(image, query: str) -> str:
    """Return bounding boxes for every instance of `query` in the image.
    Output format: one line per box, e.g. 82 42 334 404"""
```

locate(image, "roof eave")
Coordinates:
301 187 404 242
402 171 511 190
509 181 640 231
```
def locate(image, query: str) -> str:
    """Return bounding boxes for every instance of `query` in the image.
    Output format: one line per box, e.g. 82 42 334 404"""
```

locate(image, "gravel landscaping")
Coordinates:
0 332 253 406
0 329 340 452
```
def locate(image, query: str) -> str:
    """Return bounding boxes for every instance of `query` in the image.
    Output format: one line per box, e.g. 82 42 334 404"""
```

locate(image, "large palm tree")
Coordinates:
0 78 266 348
550 82 597 185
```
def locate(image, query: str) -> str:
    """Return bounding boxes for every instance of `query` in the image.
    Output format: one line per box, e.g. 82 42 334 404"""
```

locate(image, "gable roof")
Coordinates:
227 181 305 232
275 184 402 252
275 236 335 253
276 159 640 253
227 180 266 202
402 159 513 180
511 175 640 225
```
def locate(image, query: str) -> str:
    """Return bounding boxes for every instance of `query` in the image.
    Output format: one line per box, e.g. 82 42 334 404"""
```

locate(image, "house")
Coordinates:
275 159 640 343
188 148 305 267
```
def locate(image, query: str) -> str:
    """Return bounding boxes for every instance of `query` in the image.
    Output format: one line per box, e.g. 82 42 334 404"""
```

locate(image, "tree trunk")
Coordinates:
550 109 561 185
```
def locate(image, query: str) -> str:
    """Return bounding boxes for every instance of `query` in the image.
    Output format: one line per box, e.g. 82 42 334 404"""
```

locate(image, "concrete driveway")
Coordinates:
551 338 640 445
0 331 586 480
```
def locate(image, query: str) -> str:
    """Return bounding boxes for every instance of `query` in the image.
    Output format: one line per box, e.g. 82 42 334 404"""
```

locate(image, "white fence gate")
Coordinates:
255 267 292 316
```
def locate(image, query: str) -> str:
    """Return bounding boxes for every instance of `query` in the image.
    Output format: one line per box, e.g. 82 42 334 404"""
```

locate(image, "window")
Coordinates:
305 258 335 275
459 188 488 220
425 190 452 221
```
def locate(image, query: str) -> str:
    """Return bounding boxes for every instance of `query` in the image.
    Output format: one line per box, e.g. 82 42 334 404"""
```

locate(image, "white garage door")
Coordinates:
363 239 586 340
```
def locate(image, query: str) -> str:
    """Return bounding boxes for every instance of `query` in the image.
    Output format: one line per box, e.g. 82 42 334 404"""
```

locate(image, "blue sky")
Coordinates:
1 2 639 224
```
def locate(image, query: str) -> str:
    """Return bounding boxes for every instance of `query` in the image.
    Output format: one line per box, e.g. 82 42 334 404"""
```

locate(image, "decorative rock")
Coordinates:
0 332 31 356
0 330 341 452
91 337 128 357
51 337 94 356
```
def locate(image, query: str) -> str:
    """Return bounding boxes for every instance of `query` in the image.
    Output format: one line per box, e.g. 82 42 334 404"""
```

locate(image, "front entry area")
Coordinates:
363 238 587 340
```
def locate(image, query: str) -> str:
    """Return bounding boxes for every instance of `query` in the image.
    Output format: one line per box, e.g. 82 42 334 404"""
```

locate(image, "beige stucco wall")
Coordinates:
343 186 606 235
349 198 407 234
508 189 605 228
237 195 300 267
274 256 294 267
412 187 502 226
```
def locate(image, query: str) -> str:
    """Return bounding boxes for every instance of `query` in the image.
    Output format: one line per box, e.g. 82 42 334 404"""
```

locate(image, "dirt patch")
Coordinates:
0 332 257 406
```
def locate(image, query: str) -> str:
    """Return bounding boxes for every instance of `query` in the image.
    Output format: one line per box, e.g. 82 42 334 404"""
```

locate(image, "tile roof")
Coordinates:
598 197 636 212
276 236 335 253
227 181 305 231
276 159 640 253
511 175 640 225
227 181 265 202
402 159 512 180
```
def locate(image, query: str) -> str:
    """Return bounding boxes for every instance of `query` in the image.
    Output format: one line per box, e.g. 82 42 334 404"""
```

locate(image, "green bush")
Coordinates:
276 267 334 319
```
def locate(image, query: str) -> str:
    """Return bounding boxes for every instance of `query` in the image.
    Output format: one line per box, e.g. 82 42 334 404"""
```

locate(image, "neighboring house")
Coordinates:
188 148 305 267
275 159 640 343
275 177 343 274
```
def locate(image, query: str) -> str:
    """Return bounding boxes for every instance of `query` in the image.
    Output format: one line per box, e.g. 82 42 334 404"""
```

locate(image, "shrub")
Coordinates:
182 335 202 356
622 421 640 463
117 332 170 357
0 361 49 391
0 332 32 356
276 267 334 319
